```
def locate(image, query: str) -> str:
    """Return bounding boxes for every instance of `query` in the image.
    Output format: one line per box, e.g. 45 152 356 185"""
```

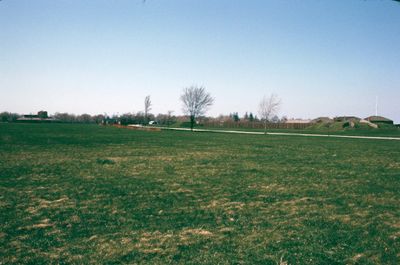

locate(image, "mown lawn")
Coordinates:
1 123 399 264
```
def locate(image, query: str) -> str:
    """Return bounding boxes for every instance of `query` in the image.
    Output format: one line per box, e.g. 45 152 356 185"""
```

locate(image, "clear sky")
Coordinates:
1 0 399 122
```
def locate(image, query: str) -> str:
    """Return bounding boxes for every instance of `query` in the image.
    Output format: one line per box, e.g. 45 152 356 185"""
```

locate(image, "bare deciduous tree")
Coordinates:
167 110 174 127
180 86 214 131
258 93 282 133
144 95 152 124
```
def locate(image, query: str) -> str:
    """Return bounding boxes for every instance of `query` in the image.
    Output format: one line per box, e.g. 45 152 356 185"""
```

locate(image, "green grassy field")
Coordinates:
1 123 399 264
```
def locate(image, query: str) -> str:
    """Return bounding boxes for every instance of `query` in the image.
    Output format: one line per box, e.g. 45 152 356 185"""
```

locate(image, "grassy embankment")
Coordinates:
1 123 399 264
171 121 400 137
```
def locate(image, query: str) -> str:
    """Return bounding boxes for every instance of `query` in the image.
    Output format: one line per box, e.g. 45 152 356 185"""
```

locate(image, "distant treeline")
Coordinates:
0 112 20 122
1 111 312 129
0 111 178 125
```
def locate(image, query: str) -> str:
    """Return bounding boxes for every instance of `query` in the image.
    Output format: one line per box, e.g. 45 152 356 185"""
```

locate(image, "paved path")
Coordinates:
158 127 400 141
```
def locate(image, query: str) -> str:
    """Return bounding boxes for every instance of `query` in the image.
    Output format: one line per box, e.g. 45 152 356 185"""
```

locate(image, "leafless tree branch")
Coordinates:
258 93 282 133
144 95 152 124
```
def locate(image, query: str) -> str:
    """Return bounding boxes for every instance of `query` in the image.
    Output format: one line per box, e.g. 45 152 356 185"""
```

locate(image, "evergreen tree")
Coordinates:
232 112 240 122
249 112 254 122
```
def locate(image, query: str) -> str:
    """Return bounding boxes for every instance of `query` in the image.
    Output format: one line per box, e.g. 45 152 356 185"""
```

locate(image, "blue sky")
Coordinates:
1 0 399 122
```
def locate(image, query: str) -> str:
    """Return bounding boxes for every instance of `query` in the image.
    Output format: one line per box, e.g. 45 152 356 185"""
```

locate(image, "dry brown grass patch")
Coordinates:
202 199 245 210
30 219 53 229
106 157 129 163
181 228 213 236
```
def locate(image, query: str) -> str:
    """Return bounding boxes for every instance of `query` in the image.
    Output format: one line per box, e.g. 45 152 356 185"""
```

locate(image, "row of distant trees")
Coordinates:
213 113 287 123
1 109 285 125
52 112 178 126
179 86 282 132
0 112 104 123
0 111 179 125
1 86 282 133
0 112 20 122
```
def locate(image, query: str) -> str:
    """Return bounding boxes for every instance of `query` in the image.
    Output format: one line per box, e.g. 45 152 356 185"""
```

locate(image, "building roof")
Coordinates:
23 114 39 118
365 116 393 122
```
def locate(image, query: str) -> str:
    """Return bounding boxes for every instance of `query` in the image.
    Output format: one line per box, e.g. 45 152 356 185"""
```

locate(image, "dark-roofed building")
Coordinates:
365 116 394 125
17 111 56 122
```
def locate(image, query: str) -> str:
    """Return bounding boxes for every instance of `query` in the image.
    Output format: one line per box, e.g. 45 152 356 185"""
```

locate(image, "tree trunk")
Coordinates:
264 120 267 134
190 115 195 131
